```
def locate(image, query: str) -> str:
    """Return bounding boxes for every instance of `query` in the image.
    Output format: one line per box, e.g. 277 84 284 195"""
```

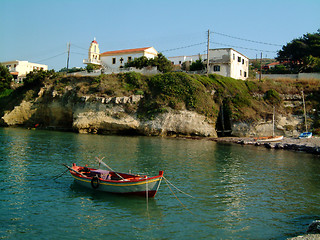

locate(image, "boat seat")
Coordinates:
91 169 110 180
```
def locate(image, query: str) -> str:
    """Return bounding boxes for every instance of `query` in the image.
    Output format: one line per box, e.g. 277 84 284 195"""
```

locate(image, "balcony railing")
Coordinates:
83 59 101 65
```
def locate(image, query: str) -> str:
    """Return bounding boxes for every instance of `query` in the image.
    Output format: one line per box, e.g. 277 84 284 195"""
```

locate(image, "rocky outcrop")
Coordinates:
0 84 309 138
1 87 217 137
231 114 303 138
287 220 320 239
72 102 216 137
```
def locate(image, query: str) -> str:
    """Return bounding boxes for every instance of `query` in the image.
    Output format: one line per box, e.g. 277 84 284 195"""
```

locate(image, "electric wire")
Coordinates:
33 52 67 63
211 31 283 47
160 42 207 53
211 41 278 53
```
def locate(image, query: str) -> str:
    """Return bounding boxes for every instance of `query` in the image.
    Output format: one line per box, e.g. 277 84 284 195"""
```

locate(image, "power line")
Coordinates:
160 42 207 53
210 41 278 53
70 51 87 56
211 31 283 47
71 43 88 51
33 52 66 63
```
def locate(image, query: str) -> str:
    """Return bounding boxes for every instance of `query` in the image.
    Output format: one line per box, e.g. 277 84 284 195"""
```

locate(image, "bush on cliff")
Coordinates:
24 69 57 88
0 65 12 92
139 72 216 119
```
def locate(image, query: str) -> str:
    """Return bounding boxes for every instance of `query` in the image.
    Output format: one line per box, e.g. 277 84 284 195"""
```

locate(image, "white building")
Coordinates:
208 48 249 80
1 60 48 83
100 47 158 70
169 54 205 65
168 48 249 80
82 38 158 73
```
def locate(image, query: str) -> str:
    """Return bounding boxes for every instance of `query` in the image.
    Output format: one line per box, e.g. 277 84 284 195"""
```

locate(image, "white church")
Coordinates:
83 38 158 72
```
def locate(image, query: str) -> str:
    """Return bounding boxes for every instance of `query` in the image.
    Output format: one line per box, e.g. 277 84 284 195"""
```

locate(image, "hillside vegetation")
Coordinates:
1 71 320 133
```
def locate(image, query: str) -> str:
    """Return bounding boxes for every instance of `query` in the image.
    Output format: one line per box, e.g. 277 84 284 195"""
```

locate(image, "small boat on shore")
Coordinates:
299 132 312 139
64 163 163 198
254 135 284 142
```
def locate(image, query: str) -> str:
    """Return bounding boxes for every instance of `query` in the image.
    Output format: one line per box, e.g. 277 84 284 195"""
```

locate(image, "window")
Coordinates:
213 65 220 72
240 70 242 76
242 59 244 64
112 58 116 64
244 72 247 77
128 56 132 62
179 61 182 64
233 54 235 60
238 57 241 62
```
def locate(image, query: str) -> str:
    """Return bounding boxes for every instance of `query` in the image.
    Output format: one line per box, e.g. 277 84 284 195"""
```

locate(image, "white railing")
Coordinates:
83 59 101 64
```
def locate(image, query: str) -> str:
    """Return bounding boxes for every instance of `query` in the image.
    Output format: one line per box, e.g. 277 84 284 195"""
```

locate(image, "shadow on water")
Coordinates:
67 181 163 219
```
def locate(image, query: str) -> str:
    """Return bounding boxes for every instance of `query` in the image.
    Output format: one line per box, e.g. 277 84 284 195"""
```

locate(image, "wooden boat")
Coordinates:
254 135 284 142
299 132 312 139
65 163 163 198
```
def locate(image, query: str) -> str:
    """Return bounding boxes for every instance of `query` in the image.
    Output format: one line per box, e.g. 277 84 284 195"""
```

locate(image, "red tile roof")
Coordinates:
100 47 151 56
267 62 280 66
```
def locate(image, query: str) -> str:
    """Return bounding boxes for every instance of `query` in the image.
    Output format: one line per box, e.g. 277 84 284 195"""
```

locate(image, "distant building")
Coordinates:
1 60 48 83
169 54 204 65
168 48 249 80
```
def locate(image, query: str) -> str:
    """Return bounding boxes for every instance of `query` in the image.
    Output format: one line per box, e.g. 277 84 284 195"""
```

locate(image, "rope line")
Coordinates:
163 176 194 198
164 177 195 215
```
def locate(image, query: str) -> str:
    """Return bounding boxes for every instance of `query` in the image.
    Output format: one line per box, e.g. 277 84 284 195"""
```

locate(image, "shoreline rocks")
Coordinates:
208 136 320 155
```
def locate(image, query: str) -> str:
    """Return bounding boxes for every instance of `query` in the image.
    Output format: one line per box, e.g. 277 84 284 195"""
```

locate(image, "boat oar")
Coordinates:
95 157 126 180
62 164 87 178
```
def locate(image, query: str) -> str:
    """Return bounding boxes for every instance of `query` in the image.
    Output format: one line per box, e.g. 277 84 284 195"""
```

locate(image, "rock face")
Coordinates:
1 87 217 137
0 86 309 138
231 114 303 138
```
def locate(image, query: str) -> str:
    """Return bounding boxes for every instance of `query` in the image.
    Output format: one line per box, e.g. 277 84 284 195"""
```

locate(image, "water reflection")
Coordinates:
1 128 320 239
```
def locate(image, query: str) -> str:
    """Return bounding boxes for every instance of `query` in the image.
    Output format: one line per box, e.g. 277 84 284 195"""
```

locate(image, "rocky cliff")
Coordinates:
1 86 217 137
1 72 319 137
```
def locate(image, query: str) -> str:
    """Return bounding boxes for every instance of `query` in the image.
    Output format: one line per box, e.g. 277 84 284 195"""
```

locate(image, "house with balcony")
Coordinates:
1 60 48 83
168 48 249 80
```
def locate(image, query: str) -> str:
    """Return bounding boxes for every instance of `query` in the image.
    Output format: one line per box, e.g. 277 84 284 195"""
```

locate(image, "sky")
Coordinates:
1 0 319 71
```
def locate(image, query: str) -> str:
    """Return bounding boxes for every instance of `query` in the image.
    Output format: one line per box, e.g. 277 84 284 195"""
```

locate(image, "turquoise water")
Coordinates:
0 128 319 240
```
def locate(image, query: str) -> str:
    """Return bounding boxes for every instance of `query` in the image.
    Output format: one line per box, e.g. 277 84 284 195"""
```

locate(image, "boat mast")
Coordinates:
272 105 275 137
302 90 308 132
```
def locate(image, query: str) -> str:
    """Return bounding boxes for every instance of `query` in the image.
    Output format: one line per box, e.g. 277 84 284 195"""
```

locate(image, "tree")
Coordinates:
152 53 173 73
125 53 173 73
0 64 12 92
24 69 56 87
189 58 205 71
277 30 320 72
85 64 100 73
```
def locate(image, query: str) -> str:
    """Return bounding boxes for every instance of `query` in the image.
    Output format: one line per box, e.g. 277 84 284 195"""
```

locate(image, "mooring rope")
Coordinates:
163 176 194 198
53 169 68 181
163 177 195 215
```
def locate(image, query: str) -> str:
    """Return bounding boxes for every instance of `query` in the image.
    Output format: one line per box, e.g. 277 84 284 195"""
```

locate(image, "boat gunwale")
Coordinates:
69 166 163 184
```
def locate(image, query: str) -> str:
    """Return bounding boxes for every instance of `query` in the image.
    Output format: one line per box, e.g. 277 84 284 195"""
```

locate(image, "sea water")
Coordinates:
0 128 319 240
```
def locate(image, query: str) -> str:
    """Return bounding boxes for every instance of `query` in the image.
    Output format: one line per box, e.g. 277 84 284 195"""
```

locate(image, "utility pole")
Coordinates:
66 42 71 72
207 29 210 76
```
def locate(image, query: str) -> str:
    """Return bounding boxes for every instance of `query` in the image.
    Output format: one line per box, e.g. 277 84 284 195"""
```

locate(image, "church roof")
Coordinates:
100 47 151 56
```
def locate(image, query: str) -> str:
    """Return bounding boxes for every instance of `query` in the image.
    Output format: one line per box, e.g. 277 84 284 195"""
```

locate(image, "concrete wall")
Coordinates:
260 73 320 80
70 67 159 76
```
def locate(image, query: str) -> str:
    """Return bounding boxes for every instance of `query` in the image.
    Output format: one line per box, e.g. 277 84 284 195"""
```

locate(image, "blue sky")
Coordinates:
1 0 319 70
